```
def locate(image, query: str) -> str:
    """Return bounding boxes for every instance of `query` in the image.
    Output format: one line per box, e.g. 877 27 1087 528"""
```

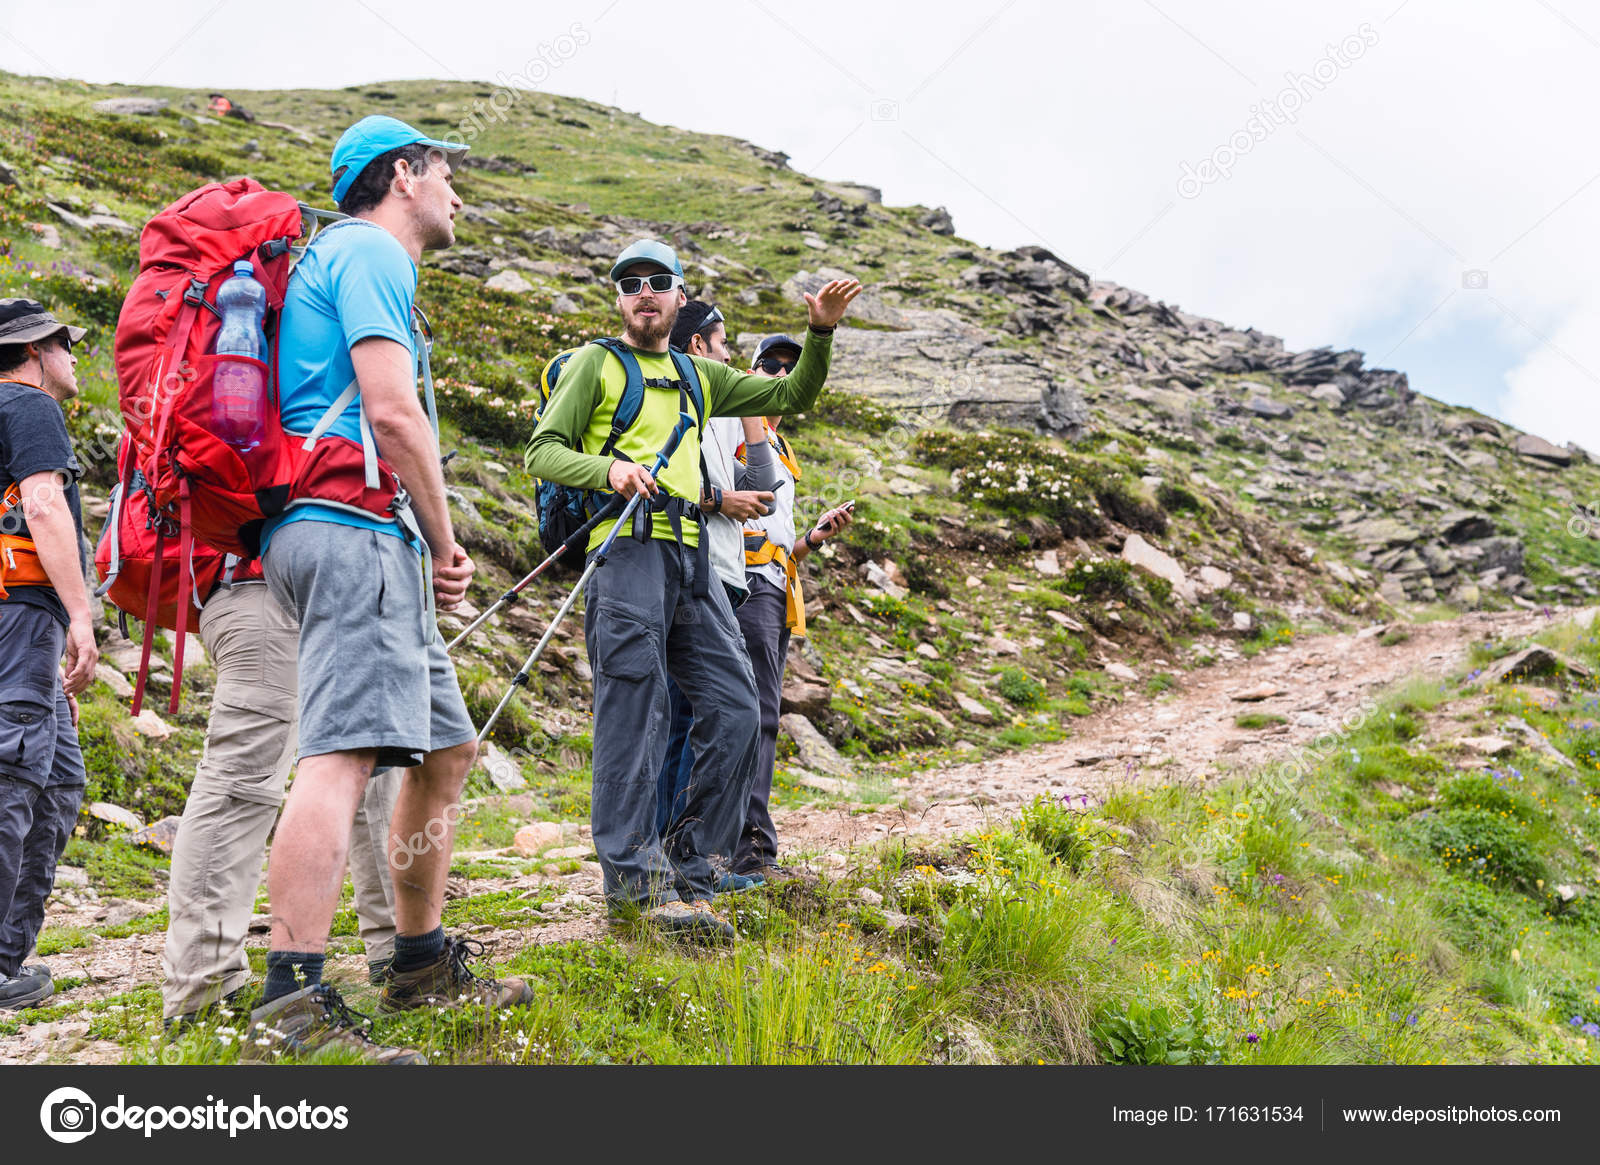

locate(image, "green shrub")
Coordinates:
1411 808 1547 892
997 667 1044 708
1019 795 1090 871
1057 558 1132 600
1431 877 1514 954
1156 481 1205 514
1091 999 1223 1065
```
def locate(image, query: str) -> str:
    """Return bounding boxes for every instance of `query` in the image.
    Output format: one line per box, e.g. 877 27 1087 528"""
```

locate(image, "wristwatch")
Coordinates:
805 530 822 550
705 487 723 515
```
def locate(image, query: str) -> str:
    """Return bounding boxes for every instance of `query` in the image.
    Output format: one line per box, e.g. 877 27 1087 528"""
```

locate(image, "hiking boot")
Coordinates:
164 984 253 1034
0 964 53 1011
368 957 393 986
378 936 532 1013
240 984 425 1065
644 898 734 943
738 861 800 885
715 869 764 893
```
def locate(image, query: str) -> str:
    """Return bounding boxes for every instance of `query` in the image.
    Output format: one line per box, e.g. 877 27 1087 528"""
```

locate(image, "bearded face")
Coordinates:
616 266 683 348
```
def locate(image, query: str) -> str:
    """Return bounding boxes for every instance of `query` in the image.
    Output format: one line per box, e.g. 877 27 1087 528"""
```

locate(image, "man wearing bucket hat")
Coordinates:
0 299 96 1010
245 116 528 1064
526 239 859 940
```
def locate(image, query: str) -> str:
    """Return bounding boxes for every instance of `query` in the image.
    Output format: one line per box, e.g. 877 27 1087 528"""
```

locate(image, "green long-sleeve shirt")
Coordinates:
525 328 833 551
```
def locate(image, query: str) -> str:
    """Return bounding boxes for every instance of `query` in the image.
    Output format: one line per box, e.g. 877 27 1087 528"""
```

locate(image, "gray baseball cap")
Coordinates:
0 299 86 346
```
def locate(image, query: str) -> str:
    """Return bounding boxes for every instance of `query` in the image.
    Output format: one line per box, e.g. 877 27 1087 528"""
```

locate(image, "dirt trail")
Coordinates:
0 606 1567 1062
770 607 1563 855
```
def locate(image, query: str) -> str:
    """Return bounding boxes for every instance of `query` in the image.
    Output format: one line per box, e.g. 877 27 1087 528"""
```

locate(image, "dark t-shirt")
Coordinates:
0 380 85 628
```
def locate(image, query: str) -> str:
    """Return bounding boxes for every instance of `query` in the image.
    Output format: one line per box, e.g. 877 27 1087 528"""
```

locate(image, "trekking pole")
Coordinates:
474 412 694 745
446 493 623 653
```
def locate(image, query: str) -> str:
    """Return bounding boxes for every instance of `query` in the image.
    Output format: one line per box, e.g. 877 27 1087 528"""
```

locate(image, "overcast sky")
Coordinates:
5 0 1598 450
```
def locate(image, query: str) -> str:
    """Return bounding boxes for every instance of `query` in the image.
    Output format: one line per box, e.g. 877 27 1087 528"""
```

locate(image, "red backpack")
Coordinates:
109 178 413 713
93 433 259 647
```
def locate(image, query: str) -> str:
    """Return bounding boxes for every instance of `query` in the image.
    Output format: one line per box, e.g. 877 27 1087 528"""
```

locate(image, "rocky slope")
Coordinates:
1 70 1597 820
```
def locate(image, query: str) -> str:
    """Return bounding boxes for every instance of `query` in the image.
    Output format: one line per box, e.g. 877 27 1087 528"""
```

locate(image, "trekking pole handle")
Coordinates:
593 411 694 563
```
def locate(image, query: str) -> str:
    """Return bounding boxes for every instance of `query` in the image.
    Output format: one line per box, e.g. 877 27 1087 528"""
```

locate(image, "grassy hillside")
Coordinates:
1 72 1598 1066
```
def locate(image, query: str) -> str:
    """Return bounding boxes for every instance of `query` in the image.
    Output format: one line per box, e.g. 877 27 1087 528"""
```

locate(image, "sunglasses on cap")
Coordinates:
755 356 795 374
616 272 683 296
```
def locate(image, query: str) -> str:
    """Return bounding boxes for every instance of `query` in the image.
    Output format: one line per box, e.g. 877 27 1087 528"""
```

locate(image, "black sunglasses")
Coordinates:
755 356 794 374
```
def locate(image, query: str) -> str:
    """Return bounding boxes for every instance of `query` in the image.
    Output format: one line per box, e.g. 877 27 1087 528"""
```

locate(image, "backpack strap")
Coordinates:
168 478 194 714
592 338 646 459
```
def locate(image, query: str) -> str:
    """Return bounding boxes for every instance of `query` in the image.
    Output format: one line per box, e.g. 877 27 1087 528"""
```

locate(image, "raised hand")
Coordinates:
804 278 863 329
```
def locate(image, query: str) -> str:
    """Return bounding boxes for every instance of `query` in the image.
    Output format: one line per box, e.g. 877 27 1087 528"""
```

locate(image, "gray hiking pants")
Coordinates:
583 534 759 907
733 575 789 873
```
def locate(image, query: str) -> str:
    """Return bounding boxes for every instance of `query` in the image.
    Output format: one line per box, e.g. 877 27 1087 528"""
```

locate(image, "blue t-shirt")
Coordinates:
261 219 417 551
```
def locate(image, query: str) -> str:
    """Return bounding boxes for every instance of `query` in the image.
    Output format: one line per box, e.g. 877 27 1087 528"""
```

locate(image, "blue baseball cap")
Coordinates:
330 115 468 204
609 239 683 282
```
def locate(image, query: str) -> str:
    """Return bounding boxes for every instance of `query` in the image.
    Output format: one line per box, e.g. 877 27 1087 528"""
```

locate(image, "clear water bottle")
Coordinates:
211 259 268 453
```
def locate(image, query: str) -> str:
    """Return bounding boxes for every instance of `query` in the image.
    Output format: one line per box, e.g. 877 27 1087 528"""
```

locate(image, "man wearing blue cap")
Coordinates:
245 115 529 1064
526 239 860 940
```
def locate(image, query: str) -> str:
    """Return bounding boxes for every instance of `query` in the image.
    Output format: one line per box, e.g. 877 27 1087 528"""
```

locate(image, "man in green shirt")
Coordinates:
525 240 859 939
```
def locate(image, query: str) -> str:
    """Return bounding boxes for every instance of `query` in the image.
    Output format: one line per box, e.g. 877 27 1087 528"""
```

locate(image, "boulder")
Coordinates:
1230 683 1286 702
477 741 528 792
1458 735 1515 757
1196 565 1233 592
918 206 956 235
1513 434 1571 466
1471 646 1591 687
484 270 535 294
778 713 854 778
512 822 563 856
1309 384 1345 405
88 802 143 830
129 816 182 855
780 673 832 717
131 709 173 740
1345 517 1420 548
0 157 16 187
1245 398 1293 419
1439 511 1496 543
955 693 994 723
1120 533 1196 603
94 663 134 699
1104 662 1139 681
551 293 584 314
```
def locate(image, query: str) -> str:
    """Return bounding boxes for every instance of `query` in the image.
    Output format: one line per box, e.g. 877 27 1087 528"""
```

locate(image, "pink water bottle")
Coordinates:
211 259 268 453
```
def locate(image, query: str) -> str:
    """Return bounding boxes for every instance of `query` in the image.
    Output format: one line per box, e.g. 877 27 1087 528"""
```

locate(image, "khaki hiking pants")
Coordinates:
160 581 401 1019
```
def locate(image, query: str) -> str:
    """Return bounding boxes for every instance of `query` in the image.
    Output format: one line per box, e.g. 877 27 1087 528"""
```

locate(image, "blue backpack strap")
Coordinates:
667 349 706 431
592 337 645 459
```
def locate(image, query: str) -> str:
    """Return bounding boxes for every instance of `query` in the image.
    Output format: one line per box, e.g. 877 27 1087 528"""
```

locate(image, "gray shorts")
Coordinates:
262 520 475 769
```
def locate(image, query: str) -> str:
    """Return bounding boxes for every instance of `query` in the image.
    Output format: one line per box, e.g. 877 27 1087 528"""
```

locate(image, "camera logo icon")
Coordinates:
1461 269 1489 290
40 1086 97 1143
869 98 900 121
